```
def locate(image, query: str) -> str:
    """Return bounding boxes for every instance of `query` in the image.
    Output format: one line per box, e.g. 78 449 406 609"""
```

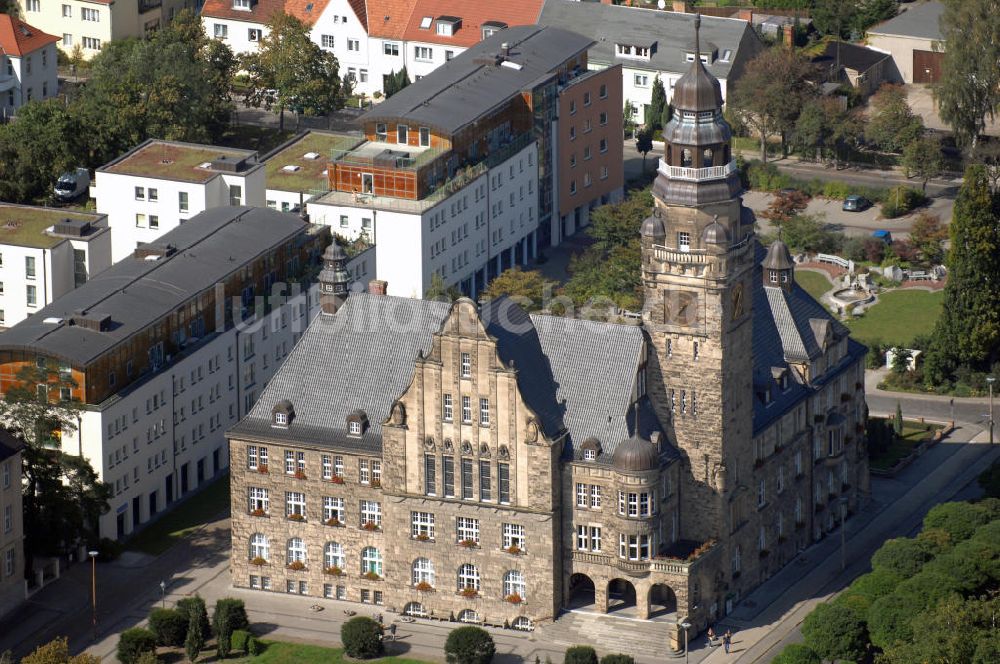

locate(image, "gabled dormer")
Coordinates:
232 0 252 11
615 41 656 61
436 16 461 37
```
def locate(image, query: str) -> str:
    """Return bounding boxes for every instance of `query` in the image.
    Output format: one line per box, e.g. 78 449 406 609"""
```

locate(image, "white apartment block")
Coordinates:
0 207 330 540
308 141 539 299
0 14 59 116
0 205 111 330
17 0 195 59
91 139 265 262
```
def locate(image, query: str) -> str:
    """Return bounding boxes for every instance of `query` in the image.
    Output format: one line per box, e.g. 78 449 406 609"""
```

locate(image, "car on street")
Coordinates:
843 195 872 212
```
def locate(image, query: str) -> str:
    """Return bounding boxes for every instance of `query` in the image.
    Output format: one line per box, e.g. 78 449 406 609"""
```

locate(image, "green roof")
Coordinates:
0 205 102 249
264 131 357 194
104 141 258 183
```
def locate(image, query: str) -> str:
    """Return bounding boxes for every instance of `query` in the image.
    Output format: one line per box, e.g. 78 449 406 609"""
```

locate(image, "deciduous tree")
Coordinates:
866 84 923 153
242 12 343 131
801 602 869 663
902 135 944 192
21 638 100 664
483 268 548 312
635 128 653 172
908 212 947 265
0 100 83 203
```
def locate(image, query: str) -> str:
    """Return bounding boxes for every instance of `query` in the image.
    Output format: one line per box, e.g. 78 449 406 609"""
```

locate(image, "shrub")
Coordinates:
882 186 926 218
22 637 100 664
176 596 210 640
213 598 249 659
135 654 157 664
185 608 206 663
116 628 157 664
444 626 496 664
771 644 821 664
148 608 187 647
563 645 599 664
231 629 252 653
600 656 635 664
247 637 264 657
801 602 869 663
923 501 991 542
341 616 384 659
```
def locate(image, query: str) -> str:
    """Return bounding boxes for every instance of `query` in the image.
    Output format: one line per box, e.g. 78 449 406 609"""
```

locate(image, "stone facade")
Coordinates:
0 438 24 620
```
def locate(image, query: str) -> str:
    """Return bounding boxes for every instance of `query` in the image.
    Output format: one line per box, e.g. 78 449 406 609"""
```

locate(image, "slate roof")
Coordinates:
361 25 593 134
0 14 59 57
0 207 311 367
867 1 943 41
538 0 760 80
231 293 672 465
813 41 891 74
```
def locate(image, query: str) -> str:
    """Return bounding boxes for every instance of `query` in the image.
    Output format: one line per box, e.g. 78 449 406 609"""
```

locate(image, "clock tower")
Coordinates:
641 15 756 543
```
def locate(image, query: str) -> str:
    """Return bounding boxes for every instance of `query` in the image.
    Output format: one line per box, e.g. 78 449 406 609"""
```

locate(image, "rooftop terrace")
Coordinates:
264 131 360 193
0 204 105 249
102 140 260 183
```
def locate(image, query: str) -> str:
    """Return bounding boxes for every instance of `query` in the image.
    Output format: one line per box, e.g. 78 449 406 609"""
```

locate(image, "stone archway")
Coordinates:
567 573 596 610
607 578 637 613
649 583 678 619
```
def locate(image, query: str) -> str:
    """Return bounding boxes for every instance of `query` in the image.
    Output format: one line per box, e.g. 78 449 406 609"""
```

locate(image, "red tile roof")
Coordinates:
0 14 59 57
400 0 544 47
366 0 417 40
200 0 331 26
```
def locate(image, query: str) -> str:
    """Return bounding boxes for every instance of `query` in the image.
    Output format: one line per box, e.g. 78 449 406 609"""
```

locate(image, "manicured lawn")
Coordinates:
126 475 230 555
869 419 943 472
795 270 832 301
233 641 433 664
844 289 944 347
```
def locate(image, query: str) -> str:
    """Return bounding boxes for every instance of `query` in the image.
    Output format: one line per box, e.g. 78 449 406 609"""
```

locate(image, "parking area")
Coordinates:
742 190 955 240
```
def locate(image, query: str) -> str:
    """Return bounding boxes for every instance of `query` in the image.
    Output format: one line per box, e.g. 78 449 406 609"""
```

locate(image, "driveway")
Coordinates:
742 190 955 240
906 84 1000 137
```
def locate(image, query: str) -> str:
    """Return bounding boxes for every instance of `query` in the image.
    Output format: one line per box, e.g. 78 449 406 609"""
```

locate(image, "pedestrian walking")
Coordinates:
388 623 397 641
723 630 732 654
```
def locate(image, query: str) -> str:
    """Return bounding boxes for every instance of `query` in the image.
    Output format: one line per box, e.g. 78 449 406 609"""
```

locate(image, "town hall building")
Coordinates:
226 18 868 645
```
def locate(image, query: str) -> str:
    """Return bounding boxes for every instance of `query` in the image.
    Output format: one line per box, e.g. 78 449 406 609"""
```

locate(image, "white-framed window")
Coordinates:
62 4 71 17
634 74 649 87
732 545 742 574
412 557 435 586
285 491 305 518
503 570 525 599
249 533 269 560
322 454 332 480
361 500 382 527
584 448 597 461
479 398 489 426
82 37 101 50
591 485 602 508
213 24 228 39
372 460 381 485
321 35 334 49
249 29 262 42
286 537 306 565
349 420 361 435
359 459 370 484
414 46 433 62
461 352 471 377
62 34 72 47
456 516 479 543
248 487 268 512
232 0 250 8
576 483 588 508
411 511 435 539
383 42 400 56
458 563 480 591
361 546 382 576
323 496 343 522
502 523 524 550
347 38 360 51
443 394 453 421
81 7 99 21
324 542 344 569
26 0 40 11
576 525 590 550
678 231 691 252
462 396 472 423
618 533 652 560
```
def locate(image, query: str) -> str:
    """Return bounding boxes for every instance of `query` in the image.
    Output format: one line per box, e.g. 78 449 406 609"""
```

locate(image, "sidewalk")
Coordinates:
701 425 995 664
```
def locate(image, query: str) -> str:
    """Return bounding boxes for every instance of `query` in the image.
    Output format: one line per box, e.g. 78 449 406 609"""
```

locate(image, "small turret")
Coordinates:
319 242 351 314
762 239 794 291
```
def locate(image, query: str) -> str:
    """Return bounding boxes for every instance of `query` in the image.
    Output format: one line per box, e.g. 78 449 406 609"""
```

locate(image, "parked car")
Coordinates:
54 168 90 202
843 195 872 212
872 229 893 244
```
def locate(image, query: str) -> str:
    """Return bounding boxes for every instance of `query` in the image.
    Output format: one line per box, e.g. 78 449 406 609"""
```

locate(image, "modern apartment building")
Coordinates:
0 13 59 116
307 25 622 299
227 20 868 645
17 0 195 58
0 207 329 539
0 432 23 620
90 139 265 262
0 204 111 330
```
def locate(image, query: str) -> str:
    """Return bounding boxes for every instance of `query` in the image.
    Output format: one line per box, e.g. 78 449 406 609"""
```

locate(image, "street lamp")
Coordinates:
987 376 995 446
159 580 167 608
678 620 692 664
88 550 99 642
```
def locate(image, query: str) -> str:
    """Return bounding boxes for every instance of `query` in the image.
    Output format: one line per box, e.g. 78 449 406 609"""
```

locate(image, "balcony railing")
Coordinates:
658 158 737 182
570 541 718 577
651 233 753 264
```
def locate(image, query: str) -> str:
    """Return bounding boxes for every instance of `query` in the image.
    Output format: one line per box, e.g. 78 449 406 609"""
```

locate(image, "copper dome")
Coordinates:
611 434 660 473
762 240 794 271
640 213 666 238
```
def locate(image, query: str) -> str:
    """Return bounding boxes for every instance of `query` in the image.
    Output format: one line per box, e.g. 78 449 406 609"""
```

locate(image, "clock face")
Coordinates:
664 290 698 326
732 283 745 320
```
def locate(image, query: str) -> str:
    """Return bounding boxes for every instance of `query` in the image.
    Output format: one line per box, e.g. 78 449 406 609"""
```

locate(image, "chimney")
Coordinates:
500 42 510 58
368 279 388 296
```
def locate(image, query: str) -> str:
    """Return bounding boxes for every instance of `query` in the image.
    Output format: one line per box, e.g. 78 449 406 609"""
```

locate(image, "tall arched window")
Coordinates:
503 570 526 599
324 542 344 570
361 546 382 576
403 602 427 617
249 533 269 561
458 609 480 623
412 558 435 586
458 563 480 591
286 537 306 564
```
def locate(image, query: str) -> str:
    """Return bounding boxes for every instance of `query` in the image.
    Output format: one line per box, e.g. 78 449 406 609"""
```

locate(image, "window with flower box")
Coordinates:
335 455 344 477
361 546 382 576
324 542 344 570
412 511 435 539
285 492 305 518
503 570 525 600
249 533 268 560
502 523 524 551
412 558 435 586
323 497 344 523
361 500 382 527
248 487 268 513
457 517 479 544
286 537 306 565
458 563 480 591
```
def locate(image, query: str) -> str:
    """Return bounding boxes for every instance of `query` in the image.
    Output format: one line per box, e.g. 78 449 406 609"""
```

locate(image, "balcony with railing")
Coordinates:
570 539 718 578
658 158 737 182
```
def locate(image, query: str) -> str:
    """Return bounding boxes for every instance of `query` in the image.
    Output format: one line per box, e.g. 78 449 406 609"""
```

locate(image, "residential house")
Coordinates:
90 139 265 262
866 1 944 84
0 13 59 116
812 41 893 98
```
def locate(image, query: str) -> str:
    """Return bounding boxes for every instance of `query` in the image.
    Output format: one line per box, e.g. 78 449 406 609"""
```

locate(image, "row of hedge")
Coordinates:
118 597 248 663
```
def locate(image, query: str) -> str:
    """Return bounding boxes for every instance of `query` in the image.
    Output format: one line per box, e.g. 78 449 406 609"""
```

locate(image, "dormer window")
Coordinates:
436 17 460 36
275 413 287 426
346 409 369 436
581 437 602 461
233 0 251 9
349 421 361 435
482 21 507 40
615 43 653 61
271 400 294 428
685 53 710 64
584 449 597 461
